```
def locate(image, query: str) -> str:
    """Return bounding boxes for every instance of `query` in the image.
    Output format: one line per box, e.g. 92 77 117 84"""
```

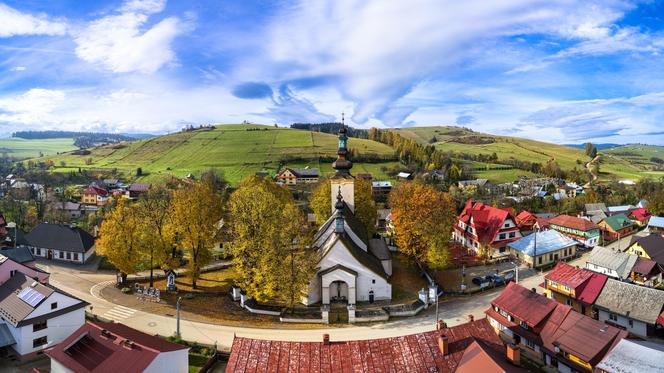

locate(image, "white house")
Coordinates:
0 272 87 359
25 223 96 264
585 245 637 280
304 123 392 311
46 322 189 373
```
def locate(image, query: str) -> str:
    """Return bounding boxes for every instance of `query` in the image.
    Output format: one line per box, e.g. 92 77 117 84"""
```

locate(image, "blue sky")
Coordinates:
1 0 664 144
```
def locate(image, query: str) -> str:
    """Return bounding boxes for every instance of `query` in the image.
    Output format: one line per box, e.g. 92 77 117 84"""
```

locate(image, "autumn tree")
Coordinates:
171 180 223 289
96 199 144 284
585 142 598 158
137 184 176 286
389 182 456 268
310 178 377 237
227 176 316 306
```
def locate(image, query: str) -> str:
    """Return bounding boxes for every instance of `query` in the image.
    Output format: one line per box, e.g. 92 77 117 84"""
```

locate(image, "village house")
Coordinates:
125 183 152 199
0 246 37 268
0 272 87 359
547 215 601 248
226 318 527 372
627 207 652 227
507 230 577 269
625 233 664 268
0 254 49 285
276 167 320 185
630 257 662 287
647 216 664 235
594 279 664 338
81 186 108 206
542 262 607 317
607 205 635 216
26 223 96 264
396 172 412 180
486 282 627 373
514 211 551 234
596 339 664 373
584 203 608 224
371 181 392 201
54 201 82 219
303 124 392 320
45 322 189 373
453 200 522 257
585 245 637 280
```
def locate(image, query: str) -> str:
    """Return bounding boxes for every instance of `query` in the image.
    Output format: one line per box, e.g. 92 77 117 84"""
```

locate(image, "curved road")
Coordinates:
40 239 630 351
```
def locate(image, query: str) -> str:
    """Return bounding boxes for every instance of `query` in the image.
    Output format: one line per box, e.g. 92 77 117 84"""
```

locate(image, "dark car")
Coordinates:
471 276 492 287
487 274 505 285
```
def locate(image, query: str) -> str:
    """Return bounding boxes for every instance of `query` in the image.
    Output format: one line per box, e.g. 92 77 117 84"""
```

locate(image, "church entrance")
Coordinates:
329 281 348 303
329 303 349 323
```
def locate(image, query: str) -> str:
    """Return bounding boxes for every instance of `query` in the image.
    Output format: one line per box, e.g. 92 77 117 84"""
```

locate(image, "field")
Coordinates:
394 126 657 183
0 138 77 159
39 124 398 185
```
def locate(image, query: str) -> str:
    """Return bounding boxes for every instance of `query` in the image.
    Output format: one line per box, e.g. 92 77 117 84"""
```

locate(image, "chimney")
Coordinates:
467 314 474 322
323 334 330 345
506 344 520 366
531 288 537 293
437 335 449 356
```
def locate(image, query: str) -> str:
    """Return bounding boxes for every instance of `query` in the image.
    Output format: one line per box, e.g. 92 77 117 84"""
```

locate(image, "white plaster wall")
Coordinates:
50 359 74 373
585 263 619 278
27 293 83 319
144 349 189 373
14 307 85 356
597 309 648 337
314 219 366 251
331 180 355 213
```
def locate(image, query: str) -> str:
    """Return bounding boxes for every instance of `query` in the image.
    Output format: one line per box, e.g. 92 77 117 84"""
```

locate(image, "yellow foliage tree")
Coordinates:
96 199 144 284
310 181 331 225
310 179 376 237
390 182 456 269
137 184 176 286
171 181 223 289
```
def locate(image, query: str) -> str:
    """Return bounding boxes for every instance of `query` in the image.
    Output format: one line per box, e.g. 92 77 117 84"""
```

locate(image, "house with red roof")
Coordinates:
226 318 528 372
453 201 522 258
81 186 108 206
515 211 538 232
628 207 652 227
486 282 627 373
547 214 601 248
45 322 188 373
542 262 608 317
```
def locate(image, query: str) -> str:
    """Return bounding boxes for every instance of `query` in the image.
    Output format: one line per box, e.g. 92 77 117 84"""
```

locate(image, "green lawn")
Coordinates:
0 138 77 159
39 124 397 185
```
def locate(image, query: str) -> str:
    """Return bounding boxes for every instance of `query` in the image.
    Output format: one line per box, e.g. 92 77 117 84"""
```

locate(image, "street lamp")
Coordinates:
176 297 182 338
511 262 519 283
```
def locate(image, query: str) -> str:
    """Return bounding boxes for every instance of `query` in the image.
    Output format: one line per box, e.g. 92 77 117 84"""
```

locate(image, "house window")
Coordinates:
59 251 63 259
10 270 16 277
565 298 572 306
524 339 536 349
51 302 57 310
538 257 542 265
33 320 47 332
628 319 634 328
66 252 71 260
74 253 79 261
372 279 376 284
499 233 506 240
520 321 529 330
33 336 47 348
609 313 618 321
509 232 516 238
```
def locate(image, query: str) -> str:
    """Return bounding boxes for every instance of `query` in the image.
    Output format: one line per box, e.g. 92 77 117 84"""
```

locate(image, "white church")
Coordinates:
304 120 392 309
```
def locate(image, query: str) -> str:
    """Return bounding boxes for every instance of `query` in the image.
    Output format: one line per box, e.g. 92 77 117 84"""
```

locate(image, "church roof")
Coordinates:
369 239 391 260
314 202 368 246
320 232 388 280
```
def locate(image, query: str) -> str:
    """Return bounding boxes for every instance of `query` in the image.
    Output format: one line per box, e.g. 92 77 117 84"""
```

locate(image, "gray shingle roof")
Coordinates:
586 246 637 279
0 247 34 264
0 273 54 327
585 203 608 214
289 168 319 177
595 279 664 324
368 239 391 261
596 339 664 373
26 223 95 253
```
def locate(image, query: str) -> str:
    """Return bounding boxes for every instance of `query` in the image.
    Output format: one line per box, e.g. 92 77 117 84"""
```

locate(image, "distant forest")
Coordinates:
290 122 368 139
12 131 146 149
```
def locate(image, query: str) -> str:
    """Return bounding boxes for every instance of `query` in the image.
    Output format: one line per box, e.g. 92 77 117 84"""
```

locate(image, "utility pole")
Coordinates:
434 284 439 328
176 297 182 338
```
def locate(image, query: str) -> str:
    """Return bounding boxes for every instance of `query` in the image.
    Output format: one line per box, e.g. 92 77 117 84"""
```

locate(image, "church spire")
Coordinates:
332 111 353 174
334 187 345 233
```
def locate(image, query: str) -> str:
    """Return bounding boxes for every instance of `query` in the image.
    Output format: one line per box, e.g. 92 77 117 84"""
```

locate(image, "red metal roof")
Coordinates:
544 262 608 304
548 214 598 232
632 257 658 275
491 282 557 328
45 322 187 373
83 186 108 197
226 318 521 373
629 208 652 221
457 200 516 245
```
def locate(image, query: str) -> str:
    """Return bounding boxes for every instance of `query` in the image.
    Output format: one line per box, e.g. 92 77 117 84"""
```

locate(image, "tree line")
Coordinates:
12 131 141 149
291 122 369 138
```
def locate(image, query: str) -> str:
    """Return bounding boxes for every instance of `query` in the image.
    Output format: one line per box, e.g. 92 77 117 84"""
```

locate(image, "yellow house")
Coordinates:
626 234 664 265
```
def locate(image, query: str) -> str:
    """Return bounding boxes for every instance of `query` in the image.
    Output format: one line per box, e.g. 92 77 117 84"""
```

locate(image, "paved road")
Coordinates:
42 235 638 351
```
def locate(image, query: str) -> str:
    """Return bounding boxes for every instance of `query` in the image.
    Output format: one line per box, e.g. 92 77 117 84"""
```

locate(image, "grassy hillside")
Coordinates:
0 138 77 159
41 124 397 184
394 126 664 182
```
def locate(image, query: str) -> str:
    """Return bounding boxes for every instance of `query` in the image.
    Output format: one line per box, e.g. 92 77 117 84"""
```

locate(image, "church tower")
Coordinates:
330 112 355 212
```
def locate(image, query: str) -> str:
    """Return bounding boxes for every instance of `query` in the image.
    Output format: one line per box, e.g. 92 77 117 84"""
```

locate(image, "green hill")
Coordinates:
41 124 398 184
0 138 77 159
393 126 664 183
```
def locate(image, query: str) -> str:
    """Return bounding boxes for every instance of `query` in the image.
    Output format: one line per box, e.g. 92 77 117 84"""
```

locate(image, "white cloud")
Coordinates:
10 66 26 72
74 0 183 73
0 3 67 37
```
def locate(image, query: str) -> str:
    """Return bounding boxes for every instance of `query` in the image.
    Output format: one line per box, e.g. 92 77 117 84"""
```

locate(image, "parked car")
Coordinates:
503 272 515 282
486 274 505 285
471 276 492 288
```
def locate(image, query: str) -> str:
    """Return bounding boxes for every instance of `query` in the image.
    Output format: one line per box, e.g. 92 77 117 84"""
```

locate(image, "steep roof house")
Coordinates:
81 186 108 206
125 183 152 199
0 273 87 359
541 262 607 317
625 233 664 267
453 201 522 257
276 168 320 185
26 223 95 264
547 215 600 248
486 283 626 372
628 208 652 226
585 245 637 280
599 213 637 242
45 322 189 373
507 230 577 269
630 257 662 287
594 279 664 337
226 318 527 373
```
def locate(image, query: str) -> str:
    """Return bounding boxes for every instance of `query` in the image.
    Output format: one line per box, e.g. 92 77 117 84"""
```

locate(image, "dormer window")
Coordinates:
520 321 528 330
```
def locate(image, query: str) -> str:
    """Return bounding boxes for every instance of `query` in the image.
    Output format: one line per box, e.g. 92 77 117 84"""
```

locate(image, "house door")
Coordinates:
369 290 375 303
47 250 53 260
